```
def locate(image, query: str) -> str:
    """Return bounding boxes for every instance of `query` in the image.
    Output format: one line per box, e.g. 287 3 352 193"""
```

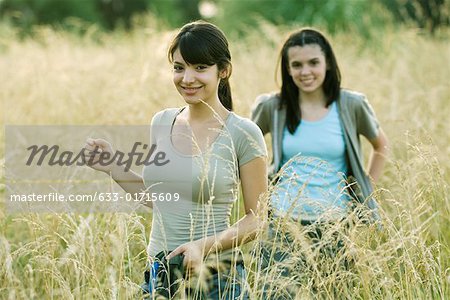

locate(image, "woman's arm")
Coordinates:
84 138 150 207
166 156 268 270
209 156 268 249
367 128 389 183
109 164 150 207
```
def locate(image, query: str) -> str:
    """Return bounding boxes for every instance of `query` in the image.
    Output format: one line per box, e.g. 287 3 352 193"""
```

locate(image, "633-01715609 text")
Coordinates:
86 192 181 202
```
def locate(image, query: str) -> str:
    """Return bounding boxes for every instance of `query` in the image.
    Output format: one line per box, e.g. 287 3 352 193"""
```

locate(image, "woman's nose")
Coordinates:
300 66 310 75
182 69 195 83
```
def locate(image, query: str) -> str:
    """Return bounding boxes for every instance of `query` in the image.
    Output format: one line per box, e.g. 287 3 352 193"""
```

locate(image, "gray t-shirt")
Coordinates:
143 108 267 256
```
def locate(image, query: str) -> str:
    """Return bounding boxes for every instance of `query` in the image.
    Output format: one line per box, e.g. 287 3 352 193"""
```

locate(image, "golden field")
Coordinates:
0 21 449 299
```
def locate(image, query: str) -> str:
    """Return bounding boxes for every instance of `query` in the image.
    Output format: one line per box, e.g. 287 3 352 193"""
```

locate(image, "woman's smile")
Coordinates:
180 85 203 95
300 77 315 85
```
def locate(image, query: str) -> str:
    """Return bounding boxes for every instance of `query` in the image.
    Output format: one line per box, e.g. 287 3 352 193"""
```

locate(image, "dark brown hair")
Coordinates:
279 28 341 133
168 20 233 111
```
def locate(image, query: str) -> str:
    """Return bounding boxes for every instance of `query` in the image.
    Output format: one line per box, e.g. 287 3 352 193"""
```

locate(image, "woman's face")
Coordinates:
287 44 327 96
172 48 222 105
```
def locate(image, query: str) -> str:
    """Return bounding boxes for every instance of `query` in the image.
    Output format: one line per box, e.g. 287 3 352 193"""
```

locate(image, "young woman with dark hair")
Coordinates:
252 27 388 224
251 28 388 297
84 21 267 299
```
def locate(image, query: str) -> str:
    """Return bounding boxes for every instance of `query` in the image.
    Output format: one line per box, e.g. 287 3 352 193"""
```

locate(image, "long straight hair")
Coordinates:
168 20 233 111
279 28 341 133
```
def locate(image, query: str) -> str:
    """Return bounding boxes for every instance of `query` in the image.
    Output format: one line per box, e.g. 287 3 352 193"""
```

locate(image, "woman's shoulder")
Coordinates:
227 113 267 158
339 89 379 127
229 112 263 133
151 107 183 126
254 92 280 108
251 92 280 123
340 89 368 105
227 113 266 145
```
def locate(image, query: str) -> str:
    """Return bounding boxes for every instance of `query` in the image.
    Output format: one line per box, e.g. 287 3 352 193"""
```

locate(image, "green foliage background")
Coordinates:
0 0 448 37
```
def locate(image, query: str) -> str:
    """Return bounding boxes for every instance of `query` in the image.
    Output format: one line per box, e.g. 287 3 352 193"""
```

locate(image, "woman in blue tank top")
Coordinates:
251 28 389 298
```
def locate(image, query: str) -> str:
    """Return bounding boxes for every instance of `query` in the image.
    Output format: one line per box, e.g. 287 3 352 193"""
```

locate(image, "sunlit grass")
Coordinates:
0 20 449 299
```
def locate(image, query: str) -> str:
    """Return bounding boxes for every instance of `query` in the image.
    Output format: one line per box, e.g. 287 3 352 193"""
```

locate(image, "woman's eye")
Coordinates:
173 65 183 71
196 65 208 70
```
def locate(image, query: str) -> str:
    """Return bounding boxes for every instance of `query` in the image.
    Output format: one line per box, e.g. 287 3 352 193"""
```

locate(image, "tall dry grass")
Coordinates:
0 21 449 299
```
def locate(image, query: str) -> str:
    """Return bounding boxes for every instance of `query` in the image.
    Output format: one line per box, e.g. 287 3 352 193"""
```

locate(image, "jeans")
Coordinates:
142 259 248 299
256 218 351 299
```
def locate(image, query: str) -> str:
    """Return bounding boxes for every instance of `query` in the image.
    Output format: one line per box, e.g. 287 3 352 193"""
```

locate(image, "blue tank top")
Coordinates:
271 102 351 221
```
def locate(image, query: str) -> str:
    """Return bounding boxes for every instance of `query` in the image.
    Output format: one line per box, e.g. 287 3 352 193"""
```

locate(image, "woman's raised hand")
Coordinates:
83 138 116 174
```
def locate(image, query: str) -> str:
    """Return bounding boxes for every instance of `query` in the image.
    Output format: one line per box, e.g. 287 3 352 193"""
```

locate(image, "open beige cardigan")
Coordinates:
251 89 381 221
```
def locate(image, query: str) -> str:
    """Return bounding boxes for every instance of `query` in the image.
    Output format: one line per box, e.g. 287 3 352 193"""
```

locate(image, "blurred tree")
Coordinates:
0 0 201 33
0 0 99 32
381 0 449 34
211 0 387 37
149 0 200 27
5 0 447 37
178 0 201 22
96 0 148 30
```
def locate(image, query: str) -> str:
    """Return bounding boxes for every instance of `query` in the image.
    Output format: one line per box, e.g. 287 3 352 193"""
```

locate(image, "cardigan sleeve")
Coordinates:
250 93 274 135
355 95 380 140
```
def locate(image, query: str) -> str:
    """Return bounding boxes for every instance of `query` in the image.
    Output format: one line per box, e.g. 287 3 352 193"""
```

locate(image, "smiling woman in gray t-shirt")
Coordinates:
83 21 267 299
144 108 267 258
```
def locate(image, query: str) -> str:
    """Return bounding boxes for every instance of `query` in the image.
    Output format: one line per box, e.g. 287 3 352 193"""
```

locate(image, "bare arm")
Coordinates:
109 164 150 207
167 156 268 268
367 128 389 183
84 138 151 208
204 156 268 251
